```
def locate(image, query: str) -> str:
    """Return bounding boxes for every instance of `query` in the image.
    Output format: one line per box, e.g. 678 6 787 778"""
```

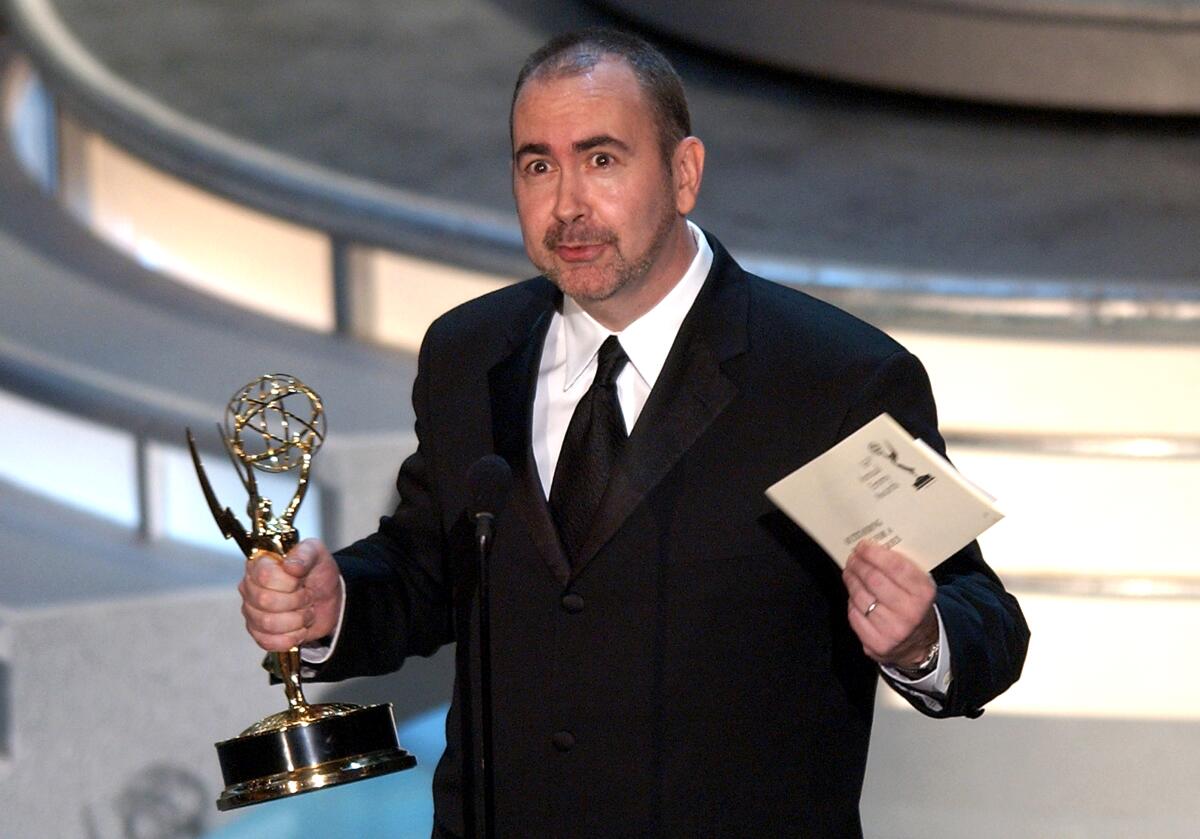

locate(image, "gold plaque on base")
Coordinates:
188 374 415 810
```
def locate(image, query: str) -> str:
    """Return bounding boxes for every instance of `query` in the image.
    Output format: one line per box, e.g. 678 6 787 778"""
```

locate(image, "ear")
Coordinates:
672 136 705 216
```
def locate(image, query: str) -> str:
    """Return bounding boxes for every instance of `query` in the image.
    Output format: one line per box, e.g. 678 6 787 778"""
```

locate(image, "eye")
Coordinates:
524 159 552 176
590 152 613 168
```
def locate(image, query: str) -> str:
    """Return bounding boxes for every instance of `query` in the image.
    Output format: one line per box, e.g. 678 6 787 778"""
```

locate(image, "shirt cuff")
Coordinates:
298 575 346 678
880 604 952 704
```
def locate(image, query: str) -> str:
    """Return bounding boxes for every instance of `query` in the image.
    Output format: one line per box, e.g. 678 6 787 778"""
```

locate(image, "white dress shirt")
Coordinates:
531 221 712 496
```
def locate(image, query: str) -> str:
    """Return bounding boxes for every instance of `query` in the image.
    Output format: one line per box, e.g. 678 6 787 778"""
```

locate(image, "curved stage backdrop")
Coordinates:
601 0 1200 113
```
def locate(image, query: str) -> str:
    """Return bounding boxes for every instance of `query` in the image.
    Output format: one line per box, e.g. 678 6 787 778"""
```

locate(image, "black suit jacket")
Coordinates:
319 233 1029 838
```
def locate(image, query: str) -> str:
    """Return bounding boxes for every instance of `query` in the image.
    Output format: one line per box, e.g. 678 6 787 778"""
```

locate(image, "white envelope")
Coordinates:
765 413 1003 571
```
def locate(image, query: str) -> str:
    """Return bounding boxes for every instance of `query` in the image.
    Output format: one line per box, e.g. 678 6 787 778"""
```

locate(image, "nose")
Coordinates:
552 167 587 224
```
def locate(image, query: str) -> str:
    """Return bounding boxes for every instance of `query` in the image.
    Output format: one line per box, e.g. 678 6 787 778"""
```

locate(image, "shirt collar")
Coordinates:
561 221 714 391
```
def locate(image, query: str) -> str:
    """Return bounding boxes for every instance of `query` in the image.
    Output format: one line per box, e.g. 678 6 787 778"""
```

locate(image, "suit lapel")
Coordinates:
487 281 572 585
570 234 749 577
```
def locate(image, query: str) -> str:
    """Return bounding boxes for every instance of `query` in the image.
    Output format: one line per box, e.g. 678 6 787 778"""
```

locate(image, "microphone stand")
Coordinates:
454 577 477 839
464 454 510 839
476 512 497 839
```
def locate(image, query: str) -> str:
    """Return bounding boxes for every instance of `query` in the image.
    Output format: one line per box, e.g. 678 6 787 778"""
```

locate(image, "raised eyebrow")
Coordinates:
513 142 550 161
574 135 630 154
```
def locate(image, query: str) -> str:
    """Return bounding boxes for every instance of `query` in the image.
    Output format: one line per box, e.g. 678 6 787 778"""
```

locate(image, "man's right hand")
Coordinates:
237 537 343 652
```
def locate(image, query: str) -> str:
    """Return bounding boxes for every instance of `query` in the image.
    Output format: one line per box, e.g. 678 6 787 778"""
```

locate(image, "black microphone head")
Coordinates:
466 454 513 519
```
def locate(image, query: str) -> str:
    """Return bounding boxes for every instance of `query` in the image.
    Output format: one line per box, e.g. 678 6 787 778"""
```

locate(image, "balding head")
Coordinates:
511 28 691 165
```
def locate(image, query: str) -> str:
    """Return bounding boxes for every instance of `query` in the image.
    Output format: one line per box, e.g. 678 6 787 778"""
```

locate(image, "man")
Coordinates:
239 29 1029 838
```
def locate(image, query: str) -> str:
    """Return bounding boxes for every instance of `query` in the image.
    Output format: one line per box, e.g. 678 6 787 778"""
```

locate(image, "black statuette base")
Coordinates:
214 703 416 811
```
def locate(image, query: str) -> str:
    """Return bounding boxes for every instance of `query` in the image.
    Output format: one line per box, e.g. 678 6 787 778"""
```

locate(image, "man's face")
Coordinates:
511 58 683 307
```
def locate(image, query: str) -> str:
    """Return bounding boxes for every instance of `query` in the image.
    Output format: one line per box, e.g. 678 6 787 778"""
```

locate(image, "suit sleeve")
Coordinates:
839 349 1030 719
308 330 458 682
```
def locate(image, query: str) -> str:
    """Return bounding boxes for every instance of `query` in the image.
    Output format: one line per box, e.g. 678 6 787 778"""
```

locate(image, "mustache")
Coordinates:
543 223 618 250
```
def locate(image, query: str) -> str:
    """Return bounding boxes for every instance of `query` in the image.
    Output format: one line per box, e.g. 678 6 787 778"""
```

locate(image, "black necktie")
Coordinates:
549 335 629 565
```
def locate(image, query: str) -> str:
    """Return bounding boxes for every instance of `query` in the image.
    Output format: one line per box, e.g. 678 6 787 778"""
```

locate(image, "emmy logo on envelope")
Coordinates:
860 438 936 500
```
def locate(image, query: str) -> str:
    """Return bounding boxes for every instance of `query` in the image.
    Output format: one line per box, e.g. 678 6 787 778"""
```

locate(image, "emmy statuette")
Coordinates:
187 374 415 811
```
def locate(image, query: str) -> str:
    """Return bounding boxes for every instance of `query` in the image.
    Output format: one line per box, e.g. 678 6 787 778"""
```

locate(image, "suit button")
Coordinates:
561 593 584 613
552 730 575 752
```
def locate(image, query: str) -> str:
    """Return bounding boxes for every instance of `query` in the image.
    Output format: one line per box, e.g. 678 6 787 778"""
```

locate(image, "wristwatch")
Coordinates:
894 641 939 680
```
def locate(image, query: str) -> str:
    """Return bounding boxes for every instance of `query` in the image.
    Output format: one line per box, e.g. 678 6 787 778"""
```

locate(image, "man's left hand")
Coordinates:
843 540 938 669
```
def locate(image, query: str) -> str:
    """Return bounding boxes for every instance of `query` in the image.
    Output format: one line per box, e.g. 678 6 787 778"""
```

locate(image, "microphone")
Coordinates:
467 454 513 555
